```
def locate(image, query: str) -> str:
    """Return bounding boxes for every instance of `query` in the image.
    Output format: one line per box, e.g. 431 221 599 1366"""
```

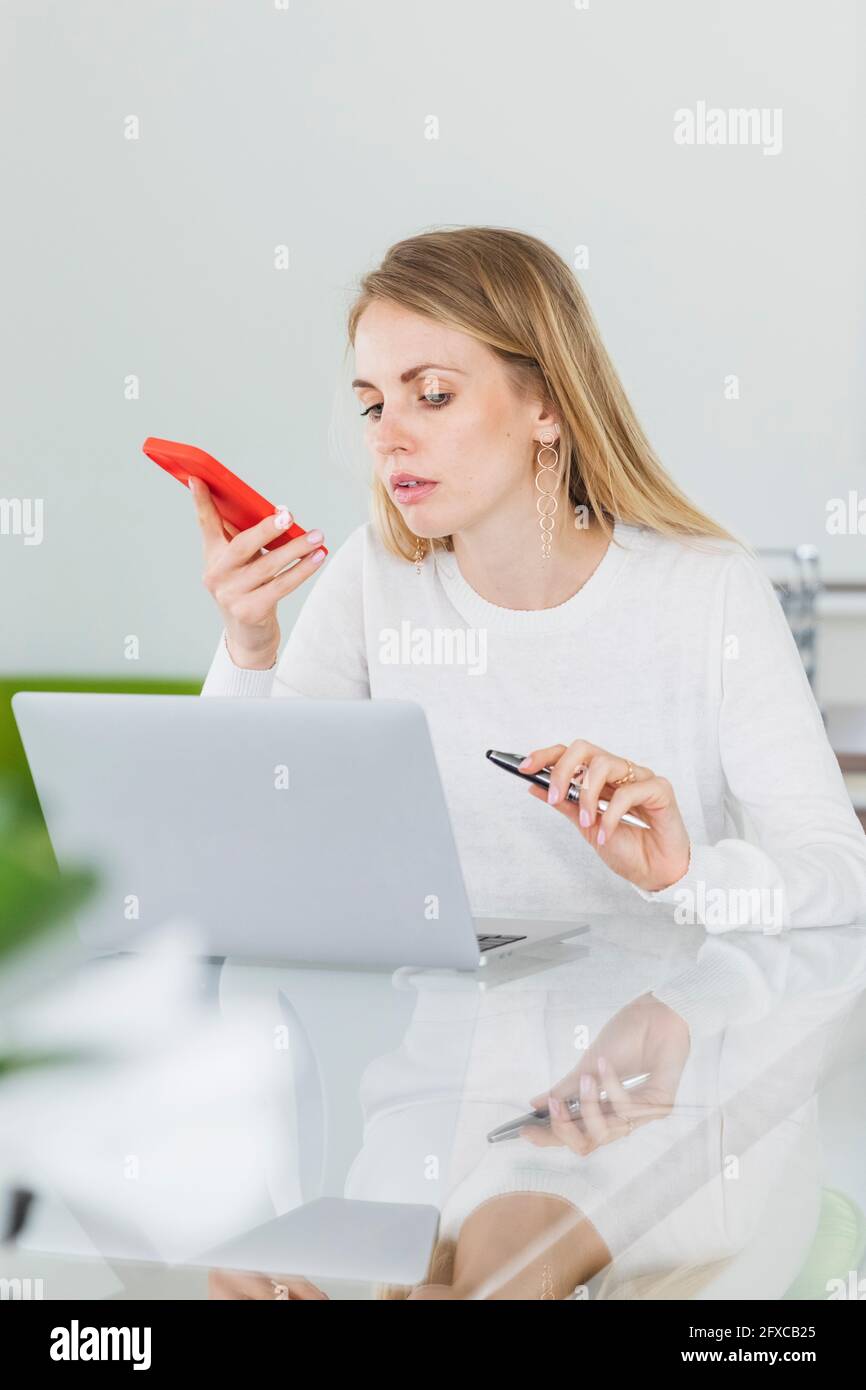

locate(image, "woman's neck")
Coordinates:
450 501 612 612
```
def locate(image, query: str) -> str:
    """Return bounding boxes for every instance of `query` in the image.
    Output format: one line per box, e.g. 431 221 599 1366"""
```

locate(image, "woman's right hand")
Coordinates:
191 478 327 669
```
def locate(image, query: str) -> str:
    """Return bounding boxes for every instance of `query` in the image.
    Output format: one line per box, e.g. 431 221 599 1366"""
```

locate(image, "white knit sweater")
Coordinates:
201 519 866 931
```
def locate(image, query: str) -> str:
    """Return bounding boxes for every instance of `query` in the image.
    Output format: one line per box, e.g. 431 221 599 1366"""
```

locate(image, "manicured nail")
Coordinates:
518 757 531 770
580 1074 591 1096
597 828 606 845
579 809 590 828
597 1056 607 1072
274 506 292 530
547 785 559 805
548 1095 561 1118
310 548 327 565
306 529 323 544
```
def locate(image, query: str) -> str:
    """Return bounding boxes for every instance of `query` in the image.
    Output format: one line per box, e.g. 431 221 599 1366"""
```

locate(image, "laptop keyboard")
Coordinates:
476 933 527 952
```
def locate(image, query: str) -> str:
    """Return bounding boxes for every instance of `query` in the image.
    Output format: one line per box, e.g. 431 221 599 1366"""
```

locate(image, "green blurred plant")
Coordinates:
0 775 103 1244
0 777 97 963
0 776 98 1081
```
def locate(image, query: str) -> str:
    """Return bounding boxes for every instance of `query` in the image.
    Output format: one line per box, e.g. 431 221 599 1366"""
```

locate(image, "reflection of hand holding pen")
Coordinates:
486 751 652 830
487 1072 651 1144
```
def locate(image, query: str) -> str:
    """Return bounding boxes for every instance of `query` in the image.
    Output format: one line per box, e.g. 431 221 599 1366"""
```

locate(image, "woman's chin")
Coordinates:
402 514 451 541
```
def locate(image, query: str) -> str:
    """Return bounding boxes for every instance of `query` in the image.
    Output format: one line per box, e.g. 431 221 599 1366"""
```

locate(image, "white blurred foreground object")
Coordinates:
0 920 284 1265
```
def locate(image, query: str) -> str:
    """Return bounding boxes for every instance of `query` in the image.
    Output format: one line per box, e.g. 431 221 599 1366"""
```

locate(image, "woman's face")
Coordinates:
353 300 552 540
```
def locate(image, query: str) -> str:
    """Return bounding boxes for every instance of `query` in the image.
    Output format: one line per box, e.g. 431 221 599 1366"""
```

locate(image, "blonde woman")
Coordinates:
196 225 866 929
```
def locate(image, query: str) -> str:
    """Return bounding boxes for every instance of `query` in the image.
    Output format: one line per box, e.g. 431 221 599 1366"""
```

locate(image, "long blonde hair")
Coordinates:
346 226 743 564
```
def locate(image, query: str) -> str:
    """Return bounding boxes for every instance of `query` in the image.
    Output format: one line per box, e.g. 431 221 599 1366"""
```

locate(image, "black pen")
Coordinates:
486 750 651 830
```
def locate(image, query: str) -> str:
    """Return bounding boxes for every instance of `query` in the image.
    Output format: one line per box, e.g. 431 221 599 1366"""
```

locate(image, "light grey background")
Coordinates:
2 0 864 677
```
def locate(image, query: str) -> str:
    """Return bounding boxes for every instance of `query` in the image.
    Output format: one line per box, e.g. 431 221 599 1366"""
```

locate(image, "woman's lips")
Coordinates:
390 479 439 505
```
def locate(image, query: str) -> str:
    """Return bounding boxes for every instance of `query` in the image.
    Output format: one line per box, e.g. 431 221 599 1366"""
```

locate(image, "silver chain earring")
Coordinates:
535 429 559 559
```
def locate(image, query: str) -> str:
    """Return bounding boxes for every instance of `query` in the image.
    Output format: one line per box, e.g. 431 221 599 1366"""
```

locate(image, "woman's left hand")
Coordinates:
521 740 691 893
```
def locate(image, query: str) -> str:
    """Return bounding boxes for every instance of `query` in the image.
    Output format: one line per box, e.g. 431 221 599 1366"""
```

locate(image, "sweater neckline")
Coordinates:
431 520 640 634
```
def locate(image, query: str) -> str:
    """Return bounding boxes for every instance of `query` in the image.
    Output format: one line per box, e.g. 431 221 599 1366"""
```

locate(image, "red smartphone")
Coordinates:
142 437 327 556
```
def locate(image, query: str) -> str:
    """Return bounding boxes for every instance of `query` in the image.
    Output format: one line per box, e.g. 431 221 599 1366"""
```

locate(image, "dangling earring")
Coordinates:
535 428 559 559
412 534 426 574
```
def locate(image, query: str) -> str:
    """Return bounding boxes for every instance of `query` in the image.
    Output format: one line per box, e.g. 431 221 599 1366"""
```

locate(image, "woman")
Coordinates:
196 225 866 930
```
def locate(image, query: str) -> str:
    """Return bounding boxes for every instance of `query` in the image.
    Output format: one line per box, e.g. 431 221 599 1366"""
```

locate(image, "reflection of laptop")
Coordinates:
195 1197 439 1286
192 975 441 1284
18 965 442 1285
12 692 589 975
18 1192 440 1288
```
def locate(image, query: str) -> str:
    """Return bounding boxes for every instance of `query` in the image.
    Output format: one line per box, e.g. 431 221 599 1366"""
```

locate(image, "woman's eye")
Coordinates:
359 392 453 420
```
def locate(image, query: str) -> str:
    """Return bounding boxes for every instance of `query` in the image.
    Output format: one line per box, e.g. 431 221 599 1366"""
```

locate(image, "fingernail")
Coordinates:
597 1056 607 1072
547 785 559 805
310 548 327 565
597 828 606 845
518 758 531 770
548 1095 561 1118
274 506 292 530
580 1073 592 1097
579 809 590 828
306 529 323 544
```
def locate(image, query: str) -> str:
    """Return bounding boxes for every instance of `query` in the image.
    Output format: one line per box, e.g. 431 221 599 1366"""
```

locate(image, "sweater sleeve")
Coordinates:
200 523 370 701
631 551 866 931
651 926 866 1041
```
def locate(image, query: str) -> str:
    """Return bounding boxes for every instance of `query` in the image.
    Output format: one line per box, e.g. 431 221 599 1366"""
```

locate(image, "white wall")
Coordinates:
1 0 864 679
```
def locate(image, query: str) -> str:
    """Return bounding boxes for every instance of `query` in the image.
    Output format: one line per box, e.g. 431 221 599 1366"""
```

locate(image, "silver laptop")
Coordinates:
12 692 588 975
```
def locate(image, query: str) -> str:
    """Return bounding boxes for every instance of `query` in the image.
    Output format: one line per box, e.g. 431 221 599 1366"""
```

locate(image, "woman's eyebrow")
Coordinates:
351 363 468 389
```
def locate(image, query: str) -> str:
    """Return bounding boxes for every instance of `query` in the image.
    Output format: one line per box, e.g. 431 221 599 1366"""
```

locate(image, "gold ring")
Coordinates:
612 761 636 787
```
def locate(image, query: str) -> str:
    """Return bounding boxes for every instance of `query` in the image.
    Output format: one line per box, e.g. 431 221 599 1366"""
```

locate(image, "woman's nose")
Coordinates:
372 414 415 456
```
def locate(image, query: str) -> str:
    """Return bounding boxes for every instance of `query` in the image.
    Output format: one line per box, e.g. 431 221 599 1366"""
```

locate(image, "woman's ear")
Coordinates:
530 398 560 446
533 422 560 446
